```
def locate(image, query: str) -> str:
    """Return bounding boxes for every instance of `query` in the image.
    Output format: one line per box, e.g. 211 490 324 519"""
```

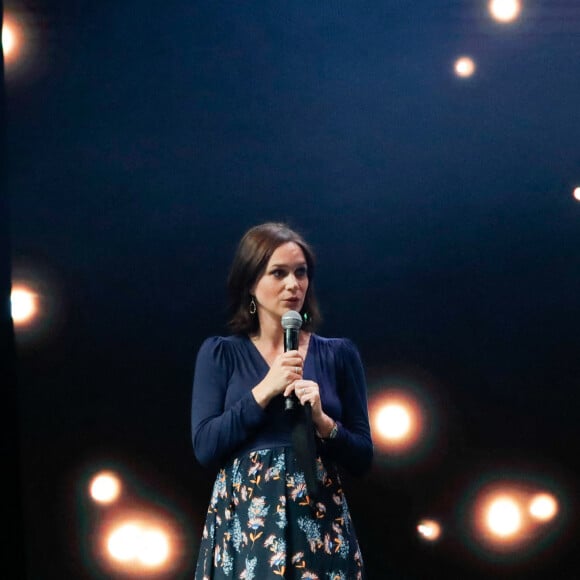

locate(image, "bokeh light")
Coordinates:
417 519 442 542
11 261 65 346
90 472 122 505
376 403 411 440
2 8 44 79
368 371 443 469
529 493 558 522
107 521 170 567
573 187 580 201
462 475 569 562
98 512 180 576
2 13 25 68
486 496 522 538
371 390 424 453
454 56 476 78
11 285 39 326
2 19 17 56
489 0 521 23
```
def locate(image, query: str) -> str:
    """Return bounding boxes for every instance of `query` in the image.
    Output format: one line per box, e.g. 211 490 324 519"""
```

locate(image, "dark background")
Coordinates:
4 0 580 578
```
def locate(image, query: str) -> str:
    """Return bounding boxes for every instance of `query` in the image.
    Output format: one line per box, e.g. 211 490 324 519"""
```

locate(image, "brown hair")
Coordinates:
227 222 321 335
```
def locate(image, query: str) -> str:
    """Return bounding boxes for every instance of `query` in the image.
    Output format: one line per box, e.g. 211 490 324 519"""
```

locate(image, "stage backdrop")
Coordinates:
6 1 580 577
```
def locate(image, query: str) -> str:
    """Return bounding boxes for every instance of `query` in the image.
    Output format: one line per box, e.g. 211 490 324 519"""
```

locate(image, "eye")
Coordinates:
271 269 286 279
295 267 308 278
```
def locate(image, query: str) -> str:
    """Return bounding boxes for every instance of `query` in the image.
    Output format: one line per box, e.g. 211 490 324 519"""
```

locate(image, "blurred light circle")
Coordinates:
11 286 38 325
417 519 442 541
103 516 175 572
455 57 476 78
489 0 521 23
529 493 558 522
377 404 411 440
90 472 122 504
108 524 140 562
138 530 170 566
2 21 16 55
486 496 522 537
573 187 580 201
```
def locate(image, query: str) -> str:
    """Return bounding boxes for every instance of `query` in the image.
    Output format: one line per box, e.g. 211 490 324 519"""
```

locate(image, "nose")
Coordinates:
285 273 299 290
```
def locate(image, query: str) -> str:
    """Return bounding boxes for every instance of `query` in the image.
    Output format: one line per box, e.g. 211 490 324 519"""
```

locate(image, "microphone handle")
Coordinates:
284 327 299 351
284 327 300 411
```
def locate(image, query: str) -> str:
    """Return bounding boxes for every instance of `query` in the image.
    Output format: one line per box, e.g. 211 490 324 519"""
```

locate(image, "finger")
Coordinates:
282 359 303 375
283 381 297 398
282 350 301 360
297 384 313 404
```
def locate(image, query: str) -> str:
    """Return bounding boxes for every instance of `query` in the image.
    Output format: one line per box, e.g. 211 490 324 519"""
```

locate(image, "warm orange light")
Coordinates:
102 515 175 573
371 391 424 453
2 16 22 63
454 56 476 78
486 496 522 537
107 521 170 567
11 286 39 326
417 519 442 542
2 21 15 54
467 478 568 560
529 493 558 522
489 0 521 23
90 472 122 505
376 403 411 440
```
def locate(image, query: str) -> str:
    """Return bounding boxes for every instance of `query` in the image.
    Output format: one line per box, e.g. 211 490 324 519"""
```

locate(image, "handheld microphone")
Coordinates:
282 310 302 411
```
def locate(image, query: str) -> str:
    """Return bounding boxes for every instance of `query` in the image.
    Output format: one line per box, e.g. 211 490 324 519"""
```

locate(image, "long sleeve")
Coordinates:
321 339 373 475
191 337 265 468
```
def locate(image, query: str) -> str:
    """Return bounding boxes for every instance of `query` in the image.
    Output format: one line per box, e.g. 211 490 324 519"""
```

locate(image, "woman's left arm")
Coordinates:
324 339 373 474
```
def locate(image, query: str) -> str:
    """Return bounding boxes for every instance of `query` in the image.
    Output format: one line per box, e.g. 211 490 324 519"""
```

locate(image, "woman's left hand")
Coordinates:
286 380 337 438
285 380 322 418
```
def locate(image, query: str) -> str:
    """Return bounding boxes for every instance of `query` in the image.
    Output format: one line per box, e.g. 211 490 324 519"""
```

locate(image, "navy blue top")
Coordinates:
191 334 373 475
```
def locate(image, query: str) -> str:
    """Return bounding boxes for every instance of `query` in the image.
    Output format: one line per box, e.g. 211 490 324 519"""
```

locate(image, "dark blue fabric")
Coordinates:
191 334 373 475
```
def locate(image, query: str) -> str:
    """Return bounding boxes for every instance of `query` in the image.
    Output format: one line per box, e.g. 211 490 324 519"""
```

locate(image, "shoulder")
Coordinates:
196 335 248 364
310 334 361 360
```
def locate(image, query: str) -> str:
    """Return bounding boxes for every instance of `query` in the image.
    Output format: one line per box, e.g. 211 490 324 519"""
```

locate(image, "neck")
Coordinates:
251 312 283 344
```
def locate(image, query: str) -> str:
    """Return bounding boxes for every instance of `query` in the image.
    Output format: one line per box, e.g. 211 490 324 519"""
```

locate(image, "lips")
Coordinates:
282 297 300 305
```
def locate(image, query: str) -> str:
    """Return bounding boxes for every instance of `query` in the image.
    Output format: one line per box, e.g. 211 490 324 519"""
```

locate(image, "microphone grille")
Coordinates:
281 310 303 330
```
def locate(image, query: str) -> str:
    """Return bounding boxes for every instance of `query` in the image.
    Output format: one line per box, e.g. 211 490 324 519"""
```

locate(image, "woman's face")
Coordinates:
252 241 309 326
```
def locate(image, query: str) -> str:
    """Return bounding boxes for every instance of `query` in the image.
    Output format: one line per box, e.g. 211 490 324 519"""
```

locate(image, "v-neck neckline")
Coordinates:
246 333 313 370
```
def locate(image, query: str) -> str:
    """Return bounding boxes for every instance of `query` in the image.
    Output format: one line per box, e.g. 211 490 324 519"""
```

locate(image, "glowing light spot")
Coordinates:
2 21 16 55
377 404 411 440
370 387 429 458
489 0 521 23
138 529 170 566
11 286 38 325
90 472 122 504
529 493 558 522
108 523 141 562
417 519 442 542
486 496 522 537
455 57 476 78
103 516 175 572
2 15 25 67
573 187 580 201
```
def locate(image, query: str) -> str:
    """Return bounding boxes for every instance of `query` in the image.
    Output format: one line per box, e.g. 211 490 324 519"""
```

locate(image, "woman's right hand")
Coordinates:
252 350 303 408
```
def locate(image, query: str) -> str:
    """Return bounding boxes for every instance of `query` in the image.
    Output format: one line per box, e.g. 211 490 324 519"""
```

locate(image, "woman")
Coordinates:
191 222 373 579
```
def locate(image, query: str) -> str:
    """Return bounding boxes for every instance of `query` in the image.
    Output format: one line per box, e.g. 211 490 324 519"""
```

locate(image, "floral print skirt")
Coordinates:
195 446 365 580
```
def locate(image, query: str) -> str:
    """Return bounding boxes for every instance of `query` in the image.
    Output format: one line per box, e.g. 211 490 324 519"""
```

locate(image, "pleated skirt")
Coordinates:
195 446 364 579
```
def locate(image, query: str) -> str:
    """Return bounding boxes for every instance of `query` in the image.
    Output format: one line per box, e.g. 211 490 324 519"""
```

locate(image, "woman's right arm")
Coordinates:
191 338 265 467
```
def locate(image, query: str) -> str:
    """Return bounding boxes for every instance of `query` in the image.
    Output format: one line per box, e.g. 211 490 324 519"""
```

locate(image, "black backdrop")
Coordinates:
5 1 580 577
